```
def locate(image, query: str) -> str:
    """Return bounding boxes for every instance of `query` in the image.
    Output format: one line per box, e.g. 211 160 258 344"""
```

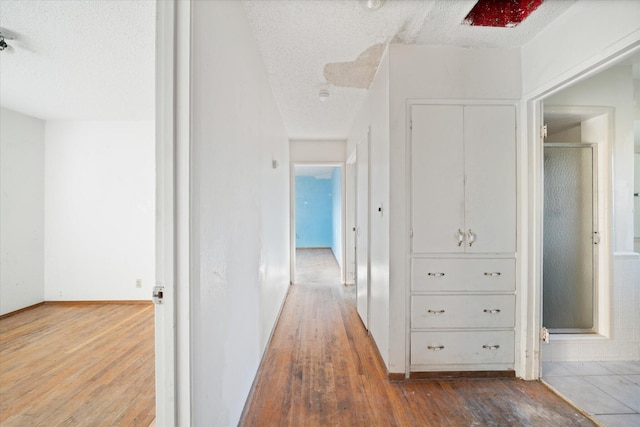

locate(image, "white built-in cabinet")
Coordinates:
409 103 517 373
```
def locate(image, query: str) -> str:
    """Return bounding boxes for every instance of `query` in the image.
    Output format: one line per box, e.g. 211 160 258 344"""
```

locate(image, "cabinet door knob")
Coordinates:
482 345 500 350
457 229 465 246
483 309 501 314
466 229 476 246
427 272 445 277
427 345 445 351
427 309 445 314
484 272 501 277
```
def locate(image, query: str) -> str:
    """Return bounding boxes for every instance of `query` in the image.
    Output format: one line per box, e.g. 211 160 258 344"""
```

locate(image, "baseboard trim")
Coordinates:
409 370 516 380
0 302 46 319
364 330 400 381
44 300 153 306
238 282 293 425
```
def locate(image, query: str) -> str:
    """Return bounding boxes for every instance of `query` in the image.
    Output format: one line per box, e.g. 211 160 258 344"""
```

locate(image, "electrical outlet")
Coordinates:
136 279 142 288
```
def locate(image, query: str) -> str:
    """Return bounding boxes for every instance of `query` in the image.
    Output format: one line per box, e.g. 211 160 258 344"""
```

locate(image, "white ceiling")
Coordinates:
243 0 577 140
0 0 579 133
0 0 155 121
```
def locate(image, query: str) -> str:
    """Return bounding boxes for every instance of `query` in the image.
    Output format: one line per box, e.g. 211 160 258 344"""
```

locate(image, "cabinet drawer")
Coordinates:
412 258 515 292
411 331 514 365
412 295 514 329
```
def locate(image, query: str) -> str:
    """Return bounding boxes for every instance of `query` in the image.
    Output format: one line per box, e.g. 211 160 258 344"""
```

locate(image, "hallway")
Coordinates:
241 249 595 426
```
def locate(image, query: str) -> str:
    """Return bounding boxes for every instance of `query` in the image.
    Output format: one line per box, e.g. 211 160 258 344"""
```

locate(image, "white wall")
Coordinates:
0 108 45 315
347 46 390 367
189 1 290 425
522 0 640 98
290 139 345 162
44 121 155 300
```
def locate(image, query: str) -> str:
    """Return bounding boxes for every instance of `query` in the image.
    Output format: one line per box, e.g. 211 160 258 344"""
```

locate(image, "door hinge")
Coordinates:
152 285 165 305
540 326 550 343
593 231 600 245
410 229 414 238
541 124 548 140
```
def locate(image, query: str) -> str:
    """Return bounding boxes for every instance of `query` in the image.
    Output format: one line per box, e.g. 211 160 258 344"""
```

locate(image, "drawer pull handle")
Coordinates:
484 272 501 276
427 309 445 315
483 309 501 314
428 272 445 277
427 345 445 351
482 345 500 350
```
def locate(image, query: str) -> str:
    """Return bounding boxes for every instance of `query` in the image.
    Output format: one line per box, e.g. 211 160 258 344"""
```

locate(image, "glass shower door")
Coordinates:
543 144 597 332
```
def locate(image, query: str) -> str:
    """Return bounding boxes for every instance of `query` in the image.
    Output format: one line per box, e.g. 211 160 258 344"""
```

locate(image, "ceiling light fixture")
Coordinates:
318 89 330 102
366 0 386 11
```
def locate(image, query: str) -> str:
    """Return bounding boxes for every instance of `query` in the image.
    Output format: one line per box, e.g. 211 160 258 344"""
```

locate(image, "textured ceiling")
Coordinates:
0 0 578 133
0 0 155 121
243 0 577 140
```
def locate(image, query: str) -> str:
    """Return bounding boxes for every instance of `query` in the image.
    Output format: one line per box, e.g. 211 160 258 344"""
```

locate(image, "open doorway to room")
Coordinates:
542 106 611 336
539 53 640 423
292 164 344 285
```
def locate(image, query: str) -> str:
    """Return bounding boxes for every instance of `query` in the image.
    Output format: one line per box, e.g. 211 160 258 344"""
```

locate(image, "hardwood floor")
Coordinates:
0 303 155 426
241 248 596 426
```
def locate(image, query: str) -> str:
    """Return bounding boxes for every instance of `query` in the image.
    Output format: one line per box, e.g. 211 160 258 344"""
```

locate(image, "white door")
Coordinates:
345 152 357 285
356 132 370 328
464 105 516 254
411 105 465 253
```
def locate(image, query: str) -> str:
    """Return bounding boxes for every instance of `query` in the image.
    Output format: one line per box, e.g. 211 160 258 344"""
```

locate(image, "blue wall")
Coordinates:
331 168 342 268
295 176 333 248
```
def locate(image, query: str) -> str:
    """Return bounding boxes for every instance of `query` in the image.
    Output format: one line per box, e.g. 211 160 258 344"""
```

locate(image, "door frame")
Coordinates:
355 130 371 329
523 43 640 380
542 142 599 334
345 149 357 285
155 0 191 424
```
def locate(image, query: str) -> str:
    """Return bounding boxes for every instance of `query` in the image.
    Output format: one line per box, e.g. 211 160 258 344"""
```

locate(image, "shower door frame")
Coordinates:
542 142 599 334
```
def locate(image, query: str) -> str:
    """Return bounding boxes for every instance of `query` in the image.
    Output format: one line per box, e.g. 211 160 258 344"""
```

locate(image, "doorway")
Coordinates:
292 164 344 283
541 105 613 341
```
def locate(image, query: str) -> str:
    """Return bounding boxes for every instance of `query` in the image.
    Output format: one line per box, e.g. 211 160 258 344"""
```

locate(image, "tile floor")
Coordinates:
543 361 640 427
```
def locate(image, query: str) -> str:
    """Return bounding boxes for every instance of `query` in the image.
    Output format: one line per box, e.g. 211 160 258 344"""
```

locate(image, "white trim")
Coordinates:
155 0 191 424
523 42 640 380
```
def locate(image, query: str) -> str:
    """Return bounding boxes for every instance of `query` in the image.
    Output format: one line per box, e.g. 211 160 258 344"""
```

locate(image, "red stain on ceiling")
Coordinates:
463 0 544 28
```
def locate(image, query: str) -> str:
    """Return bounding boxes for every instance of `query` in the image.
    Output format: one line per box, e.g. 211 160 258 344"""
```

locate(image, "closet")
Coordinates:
409 103 517 373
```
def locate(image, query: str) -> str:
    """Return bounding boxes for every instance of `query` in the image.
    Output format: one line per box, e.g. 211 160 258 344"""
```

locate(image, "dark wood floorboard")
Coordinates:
241 248 595 427
0 303 155 426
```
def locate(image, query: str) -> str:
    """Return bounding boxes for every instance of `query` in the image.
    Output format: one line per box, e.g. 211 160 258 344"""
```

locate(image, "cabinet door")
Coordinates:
411 105 464 253
464 105 516 254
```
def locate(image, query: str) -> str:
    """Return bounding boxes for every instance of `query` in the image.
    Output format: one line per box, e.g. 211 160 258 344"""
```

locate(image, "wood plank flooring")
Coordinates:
0 303 155 426
241 249 596 426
